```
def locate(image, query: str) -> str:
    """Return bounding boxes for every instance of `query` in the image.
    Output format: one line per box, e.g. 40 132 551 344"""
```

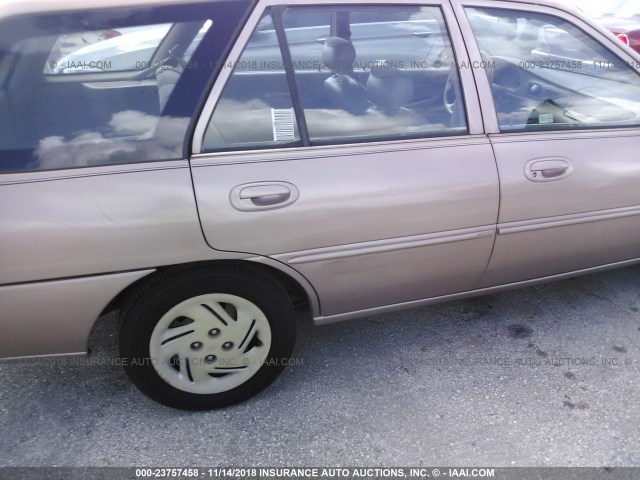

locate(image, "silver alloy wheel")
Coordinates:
149 294 272 394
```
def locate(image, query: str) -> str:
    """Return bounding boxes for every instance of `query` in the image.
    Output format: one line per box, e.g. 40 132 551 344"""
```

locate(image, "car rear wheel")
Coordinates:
120 267 296 410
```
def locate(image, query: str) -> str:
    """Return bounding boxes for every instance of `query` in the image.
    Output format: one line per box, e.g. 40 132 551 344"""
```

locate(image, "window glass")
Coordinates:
466 7 640 131
0 2 246 173
44 24 172 75
44 21 212 75
283 6 467 143
204 11 301 150
203 5 467 152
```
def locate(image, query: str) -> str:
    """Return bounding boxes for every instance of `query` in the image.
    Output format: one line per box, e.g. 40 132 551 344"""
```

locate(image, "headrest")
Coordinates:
324 75 368 115
367 64 414 115
322 37 356 75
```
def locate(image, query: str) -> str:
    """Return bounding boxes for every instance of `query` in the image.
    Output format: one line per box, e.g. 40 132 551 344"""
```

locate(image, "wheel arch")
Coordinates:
99 258 320 322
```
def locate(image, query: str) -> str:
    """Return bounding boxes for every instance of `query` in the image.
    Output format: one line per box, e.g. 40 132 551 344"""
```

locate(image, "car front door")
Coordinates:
454 1 640 287
189 0 500 320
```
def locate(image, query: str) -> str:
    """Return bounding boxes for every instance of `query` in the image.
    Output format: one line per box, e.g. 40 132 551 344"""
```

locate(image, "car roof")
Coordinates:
0 0 247 17
0 0 585 19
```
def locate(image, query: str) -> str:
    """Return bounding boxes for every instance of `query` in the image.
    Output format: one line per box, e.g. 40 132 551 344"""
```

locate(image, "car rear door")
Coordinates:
190 0 500 319
453 0 640 288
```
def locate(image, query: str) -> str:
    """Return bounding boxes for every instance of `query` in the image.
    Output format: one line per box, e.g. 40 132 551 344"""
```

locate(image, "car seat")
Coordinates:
366 64 425 127
322 37 369 115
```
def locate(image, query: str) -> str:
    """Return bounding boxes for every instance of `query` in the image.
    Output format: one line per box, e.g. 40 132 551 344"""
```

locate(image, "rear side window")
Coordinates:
0 2 248 173
44 24 174 75
203 5 467 152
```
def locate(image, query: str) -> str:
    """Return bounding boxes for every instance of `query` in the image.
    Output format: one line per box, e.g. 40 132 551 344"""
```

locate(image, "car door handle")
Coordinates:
240 185 291 201
525 158 573 182
230 182 299 211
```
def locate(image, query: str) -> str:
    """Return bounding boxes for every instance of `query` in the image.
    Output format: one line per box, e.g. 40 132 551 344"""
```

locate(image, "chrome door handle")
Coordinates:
525 158 573 182
230 182 299 211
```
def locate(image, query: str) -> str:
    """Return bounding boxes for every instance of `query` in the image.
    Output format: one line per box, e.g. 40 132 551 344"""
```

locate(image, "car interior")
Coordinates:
204 7 467 151
3 4 640 173
0 4 232 172
467 7 640 131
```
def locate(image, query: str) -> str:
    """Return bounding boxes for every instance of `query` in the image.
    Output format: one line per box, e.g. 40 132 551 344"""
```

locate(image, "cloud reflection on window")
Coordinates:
34 111 189 170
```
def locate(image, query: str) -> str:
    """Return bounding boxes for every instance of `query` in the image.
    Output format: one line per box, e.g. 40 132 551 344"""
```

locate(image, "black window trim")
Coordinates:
272 5 311 147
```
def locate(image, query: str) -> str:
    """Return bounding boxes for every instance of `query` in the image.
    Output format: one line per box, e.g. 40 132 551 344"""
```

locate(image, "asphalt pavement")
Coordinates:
1 266 639 467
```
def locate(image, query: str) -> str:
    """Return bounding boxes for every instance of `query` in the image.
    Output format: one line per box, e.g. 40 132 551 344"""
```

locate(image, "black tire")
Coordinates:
120 266 296 410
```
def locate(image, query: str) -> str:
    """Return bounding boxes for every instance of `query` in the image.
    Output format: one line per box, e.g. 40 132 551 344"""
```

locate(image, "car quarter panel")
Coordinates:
0 164 215 286
0 163 322 357
0 270 153 358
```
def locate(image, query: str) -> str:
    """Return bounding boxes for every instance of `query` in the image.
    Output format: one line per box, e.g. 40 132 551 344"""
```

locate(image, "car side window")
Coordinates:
44 24 172 75
44 21 213 76
204 11 301 150
466 7 640 132
0 2 246 173
203 5 467 152
283 6 467 144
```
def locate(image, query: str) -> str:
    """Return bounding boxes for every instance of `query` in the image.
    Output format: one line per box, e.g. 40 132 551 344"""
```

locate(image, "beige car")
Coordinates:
1 0 640 410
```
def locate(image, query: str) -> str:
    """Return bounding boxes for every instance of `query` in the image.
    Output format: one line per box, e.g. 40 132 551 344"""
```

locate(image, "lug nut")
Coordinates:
205 355 217 364
222 342 234 350
209 329 221 337
190 342 203 350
